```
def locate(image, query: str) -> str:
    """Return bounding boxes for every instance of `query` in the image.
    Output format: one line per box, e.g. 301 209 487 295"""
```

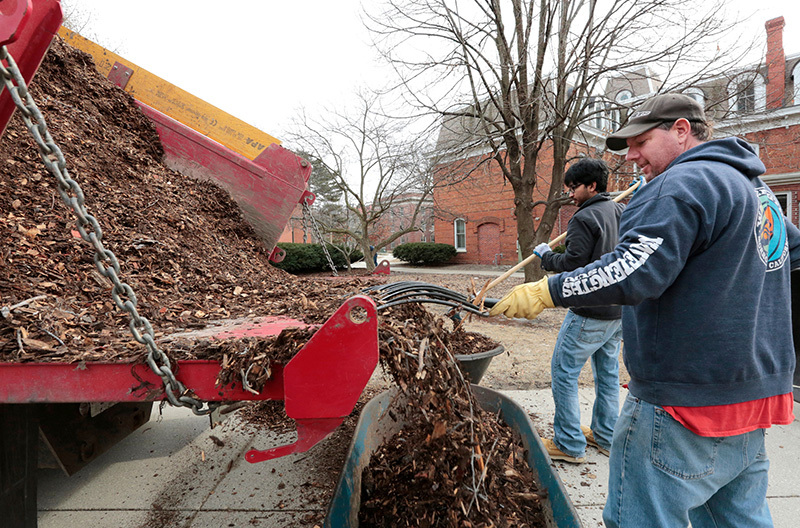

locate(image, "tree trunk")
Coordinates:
359 240 376 272
512 181 543 283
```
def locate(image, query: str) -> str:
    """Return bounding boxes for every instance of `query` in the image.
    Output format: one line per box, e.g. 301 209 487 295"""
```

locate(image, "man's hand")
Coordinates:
533 243 551 258
488 277 554 319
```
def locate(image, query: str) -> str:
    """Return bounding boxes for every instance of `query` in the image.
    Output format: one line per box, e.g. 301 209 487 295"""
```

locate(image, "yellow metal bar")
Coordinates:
58 27 280 160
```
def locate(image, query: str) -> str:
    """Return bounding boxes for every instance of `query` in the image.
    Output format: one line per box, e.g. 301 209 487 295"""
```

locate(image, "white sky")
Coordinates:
61 0 800 142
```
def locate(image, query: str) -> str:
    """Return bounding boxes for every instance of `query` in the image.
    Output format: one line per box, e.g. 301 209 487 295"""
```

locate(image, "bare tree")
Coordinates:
285 92 435 271
366 0 754 281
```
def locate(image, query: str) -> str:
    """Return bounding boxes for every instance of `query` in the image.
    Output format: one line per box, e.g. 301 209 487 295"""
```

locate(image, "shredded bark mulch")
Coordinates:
358 303 548 527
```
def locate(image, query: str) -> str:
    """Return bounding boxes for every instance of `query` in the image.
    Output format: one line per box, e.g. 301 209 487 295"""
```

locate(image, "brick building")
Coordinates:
369 192 435 251
433 16 800 264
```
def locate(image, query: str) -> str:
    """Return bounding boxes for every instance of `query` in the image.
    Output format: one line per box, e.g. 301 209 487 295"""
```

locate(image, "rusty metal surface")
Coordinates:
106 60 133 89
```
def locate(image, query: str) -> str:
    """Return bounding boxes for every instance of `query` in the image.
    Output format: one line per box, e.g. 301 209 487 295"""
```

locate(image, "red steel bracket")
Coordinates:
246 295 379 463
268 245 286 263
107 60 133 89
0 0 31 46
300 189 316 207
372 259 391 275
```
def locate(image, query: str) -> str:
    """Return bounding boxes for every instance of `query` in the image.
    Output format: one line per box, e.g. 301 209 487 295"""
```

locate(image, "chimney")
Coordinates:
765 17 786 110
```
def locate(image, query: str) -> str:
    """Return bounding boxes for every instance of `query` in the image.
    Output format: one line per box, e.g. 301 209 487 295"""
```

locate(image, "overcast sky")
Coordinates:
61 0 800 142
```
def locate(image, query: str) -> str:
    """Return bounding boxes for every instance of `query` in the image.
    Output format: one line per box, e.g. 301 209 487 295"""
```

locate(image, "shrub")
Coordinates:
272 243 363 273
393 242 456 265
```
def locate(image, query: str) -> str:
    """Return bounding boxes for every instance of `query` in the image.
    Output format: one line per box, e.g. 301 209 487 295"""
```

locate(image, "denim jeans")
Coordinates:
550 309 622 458
604 394 773 528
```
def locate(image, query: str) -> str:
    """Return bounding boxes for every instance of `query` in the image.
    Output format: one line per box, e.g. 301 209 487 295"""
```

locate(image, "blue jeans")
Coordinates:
551 310 622 458
604 394 773 528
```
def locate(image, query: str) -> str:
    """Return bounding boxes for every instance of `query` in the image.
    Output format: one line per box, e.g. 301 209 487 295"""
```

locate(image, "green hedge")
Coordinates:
272 243 363 273
393 242 456 265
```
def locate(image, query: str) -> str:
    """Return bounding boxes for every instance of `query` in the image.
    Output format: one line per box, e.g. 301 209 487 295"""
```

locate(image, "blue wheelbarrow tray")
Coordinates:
325 385 583 527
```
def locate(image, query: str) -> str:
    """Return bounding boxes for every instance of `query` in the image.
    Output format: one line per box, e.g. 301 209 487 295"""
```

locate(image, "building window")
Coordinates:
609 90 633 130
774 192 793 226
683 87 705 104
792 61 800 106
454 218 466 252
728 73 766 115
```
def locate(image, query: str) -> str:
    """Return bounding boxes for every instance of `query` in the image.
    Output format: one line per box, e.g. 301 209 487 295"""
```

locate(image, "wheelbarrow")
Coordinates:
325 385 583 527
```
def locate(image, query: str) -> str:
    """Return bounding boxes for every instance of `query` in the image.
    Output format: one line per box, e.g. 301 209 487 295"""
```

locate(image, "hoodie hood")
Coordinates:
667 137 766 180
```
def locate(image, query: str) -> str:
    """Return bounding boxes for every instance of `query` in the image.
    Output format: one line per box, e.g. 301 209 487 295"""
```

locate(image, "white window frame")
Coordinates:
454 218 466 252
683 87 705 105
774 192 794 226
727 73 766 115
792 61 800 106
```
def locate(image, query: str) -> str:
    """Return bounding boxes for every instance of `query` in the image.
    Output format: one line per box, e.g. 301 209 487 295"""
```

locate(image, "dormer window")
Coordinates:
616 90 633 103
683 87 705 104
727 73 766 115
792 61 800 106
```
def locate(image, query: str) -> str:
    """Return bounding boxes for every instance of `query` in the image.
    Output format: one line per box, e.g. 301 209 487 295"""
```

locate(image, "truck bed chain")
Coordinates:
0 45 215 415
302 199 338 276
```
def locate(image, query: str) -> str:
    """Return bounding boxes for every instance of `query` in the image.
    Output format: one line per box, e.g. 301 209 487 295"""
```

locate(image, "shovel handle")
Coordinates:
474 179 642 305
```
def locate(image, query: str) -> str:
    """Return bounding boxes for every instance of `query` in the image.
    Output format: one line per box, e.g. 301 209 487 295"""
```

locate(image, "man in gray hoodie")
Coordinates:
491 93 800 527
534 158 624 464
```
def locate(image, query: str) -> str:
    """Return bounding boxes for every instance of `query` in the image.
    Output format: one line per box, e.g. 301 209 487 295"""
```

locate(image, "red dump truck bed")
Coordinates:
0 3 379 525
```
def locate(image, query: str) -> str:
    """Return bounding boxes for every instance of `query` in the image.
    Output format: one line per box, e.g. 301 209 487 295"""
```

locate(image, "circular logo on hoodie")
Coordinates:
754 187 788 271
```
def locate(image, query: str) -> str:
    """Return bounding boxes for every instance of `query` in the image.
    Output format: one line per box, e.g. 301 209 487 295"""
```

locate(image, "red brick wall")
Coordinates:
371 194 435 249
434 143 589 265
746 125 800 175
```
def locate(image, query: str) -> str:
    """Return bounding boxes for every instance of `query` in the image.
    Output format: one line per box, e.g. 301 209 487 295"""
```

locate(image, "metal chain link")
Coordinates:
0 46 214 415
301 207 308 244
302 200 338 276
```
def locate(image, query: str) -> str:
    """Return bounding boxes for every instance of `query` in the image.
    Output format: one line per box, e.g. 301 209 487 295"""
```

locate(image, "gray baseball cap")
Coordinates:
606 93 707 151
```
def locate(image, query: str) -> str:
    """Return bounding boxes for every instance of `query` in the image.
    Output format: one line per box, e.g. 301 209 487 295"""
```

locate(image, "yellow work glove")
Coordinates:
488 277 554 319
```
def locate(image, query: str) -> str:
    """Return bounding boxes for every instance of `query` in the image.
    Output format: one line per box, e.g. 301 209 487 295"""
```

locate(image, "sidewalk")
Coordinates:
36 388 800 527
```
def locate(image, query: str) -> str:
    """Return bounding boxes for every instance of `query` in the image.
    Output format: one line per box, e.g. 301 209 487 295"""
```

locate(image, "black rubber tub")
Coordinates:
324 385 582 527
455 344 505 384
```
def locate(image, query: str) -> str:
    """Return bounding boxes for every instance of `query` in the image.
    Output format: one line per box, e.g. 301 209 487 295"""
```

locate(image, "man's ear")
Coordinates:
587 181 598 193
672 118 693 143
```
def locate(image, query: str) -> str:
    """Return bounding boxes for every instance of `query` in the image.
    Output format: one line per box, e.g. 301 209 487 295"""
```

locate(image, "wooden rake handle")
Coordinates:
473 179 642 306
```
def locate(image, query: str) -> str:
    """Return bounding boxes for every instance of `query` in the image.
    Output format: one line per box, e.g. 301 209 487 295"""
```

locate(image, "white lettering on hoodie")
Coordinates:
562 235 664 297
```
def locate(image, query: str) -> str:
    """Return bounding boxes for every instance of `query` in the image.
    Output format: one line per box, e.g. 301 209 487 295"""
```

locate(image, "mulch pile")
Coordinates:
0 37 382 370
0 37 547 526
358 303 547 527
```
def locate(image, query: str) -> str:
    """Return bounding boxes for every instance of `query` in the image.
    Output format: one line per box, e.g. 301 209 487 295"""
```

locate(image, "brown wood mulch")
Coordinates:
357 303 547 528
0 36 546 526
